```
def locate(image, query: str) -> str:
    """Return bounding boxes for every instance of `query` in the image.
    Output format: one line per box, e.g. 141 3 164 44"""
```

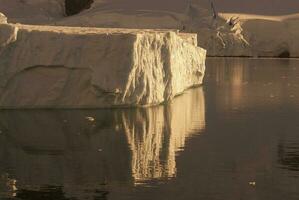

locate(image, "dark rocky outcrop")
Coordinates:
278 50 290 58
65 0 94 16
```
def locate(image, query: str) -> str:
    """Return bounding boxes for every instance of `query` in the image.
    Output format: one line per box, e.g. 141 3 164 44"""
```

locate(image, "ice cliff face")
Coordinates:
0 22 206 108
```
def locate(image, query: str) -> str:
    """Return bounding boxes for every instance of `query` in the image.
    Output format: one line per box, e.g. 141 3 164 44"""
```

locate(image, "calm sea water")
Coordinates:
0 58 299 200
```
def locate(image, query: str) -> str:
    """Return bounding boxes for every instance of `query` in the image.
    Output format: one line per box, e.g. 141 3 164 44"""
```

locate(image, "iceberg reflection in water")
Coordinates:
0 87 205 199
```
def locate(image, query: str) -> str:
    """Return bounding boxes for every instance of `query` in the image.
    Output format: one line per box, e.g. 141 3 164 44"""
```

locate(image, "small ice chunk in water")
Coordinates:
249 181 256 186
86 116 95 122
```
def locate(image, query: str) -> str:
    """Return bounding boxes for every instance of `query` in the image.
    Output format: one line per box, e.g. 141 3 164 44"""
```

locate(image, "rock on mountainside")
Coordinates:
0 21 206 108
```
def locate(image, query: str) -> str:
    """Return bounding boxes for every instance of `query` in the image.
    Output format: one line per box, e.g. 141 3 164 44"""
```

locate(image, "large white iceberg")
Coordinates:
0 21 206 108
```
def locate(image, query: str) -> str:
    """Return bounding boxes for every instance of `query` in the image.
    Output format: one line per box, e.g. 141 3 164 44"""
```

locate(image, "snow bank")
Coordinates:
0 23 206 108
